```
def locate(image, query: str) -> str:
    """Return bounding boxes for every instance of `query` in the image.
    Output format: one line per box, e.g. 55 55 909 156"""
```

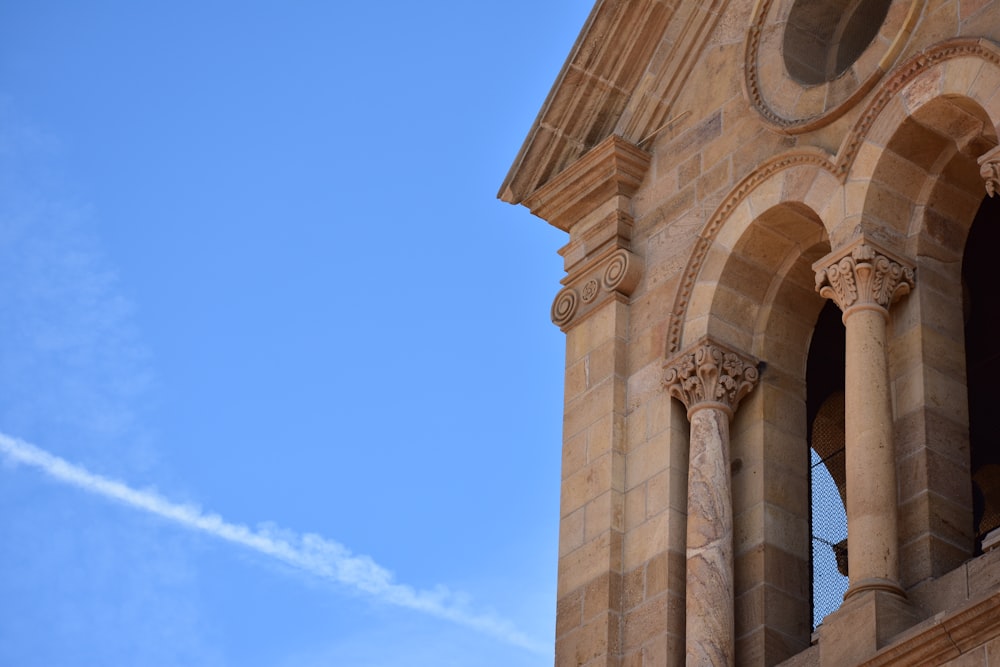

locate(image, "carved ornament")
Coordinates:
666 151 835 353
745 0 920 133
979 145 1000 198
838 39 1000 180
814 239 914 316
664 39 1000 354
663 339 759 419
552 248 643 331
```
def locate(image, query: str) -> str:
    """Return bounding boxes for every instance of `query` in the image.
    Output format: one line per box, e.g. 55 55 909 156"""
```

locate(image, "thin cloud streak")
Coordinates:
0 433 547 655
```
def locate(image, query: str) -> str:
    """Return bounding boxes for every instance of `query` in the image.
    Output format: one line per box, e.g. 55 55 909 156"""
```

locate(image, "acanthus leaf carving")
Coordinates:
979 145 1000 198
814 240 914 314
663 339 759 418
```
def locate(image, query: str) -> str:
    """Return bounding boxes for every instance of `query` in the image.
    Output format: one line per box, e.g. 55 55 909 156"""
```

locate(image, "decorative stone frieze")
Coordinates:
979 145 1000 198
814 239 915 317
663 339 759 418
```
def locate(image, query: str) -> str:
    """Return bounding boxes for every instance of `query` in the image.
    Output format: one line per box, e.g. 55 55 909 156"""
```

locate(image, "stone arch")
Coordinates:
670 154 840 355
838 59 1000 585
831 39 1000 244
689 199 832 663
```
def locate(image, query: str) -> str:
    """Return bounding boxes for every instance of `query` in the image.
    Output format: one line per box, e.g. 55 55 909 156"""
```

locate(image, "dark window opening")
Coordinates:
807 300 848 630
964 194 1000 552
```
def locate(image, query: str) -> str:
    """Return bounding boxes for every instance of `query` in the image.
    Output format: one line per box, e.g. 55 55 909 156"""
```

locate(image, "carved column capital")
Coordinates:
979 145 1000 198
663 338 759 419
813 239 915 317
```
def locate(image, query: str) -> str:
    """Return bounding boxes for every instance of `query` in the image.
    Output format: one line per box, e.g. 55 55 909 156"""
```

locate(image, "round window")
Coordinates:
782 0 893 85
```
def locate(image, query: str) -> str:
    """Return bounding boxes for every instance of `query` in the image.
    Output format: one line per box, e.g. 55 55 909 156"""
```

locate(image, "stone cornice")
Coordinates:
663 338 759 419
813 238 915 318
979 144 1000 197
616 0 730 144
497 0 677 206
520 136 650 232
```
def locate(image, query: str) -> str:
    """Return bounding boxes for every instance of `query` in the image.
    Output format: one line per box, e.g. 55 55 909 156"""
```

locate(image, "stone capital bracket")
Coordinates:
813 237 915 317
532 136 650 333
551 245 643 331
662 338 760 420
979 144 1000 198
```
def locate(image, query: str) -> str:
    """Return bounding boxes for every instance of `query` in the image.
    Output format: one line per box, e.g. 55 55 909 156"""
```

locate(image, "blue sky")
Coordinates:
0 3 589 665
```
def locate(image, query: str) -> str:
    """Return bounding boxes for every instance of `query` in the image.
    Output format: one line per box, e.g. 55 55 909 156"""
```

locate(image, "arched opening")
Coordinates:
963 193 1000 552
704 200 829 664
806 300 847 629
861 94 997 585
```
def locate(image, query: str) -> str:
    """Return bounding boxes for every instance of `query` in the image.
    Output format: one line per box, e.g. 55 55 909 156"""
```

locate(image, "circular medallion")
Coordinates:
745 0 920 133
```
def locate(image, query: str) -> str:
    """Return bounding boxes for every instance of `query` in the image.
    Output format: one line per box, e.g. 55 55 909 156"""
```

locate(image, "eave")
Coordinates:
498 0 731 212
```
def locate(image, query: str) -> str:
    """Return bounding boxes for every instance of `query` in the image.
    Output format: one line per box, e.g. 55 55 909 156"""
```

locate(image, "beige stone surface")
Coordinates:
502 0 1000 664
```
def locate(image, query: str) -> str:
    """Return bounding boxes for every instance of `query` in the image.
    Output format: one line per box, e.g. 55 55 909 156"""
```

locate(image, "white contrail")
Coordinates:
0 433 547 654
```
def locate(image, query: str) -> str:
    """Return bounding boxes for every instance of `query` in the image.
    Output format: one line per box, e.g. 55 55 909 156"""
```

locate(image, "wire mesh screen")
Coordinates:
810 392 849 630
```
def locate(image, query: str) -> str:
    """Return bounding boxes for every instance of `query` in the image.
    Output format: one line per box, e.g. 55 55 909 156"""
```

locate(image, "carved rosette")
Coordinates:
663 339 759 419
814 240 914 315
551 248 642 331
979 145 1000 198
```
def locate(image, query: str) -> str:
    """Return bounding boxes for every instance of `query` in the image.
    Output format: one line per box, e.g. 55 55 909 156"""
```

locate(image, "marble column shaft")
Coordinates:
814 239 914 598
664 341 758 667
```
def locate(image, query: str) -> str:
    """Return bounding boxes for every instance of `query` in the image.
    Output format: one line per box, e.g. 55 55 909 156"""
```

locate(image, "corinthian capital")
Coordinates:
813 239 914 315
663 338 759 418
979 145 1000 198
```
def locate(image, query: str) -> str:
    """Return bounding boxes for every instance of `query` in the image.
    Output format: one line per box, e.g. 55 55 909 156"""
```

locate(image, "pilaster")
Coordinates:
529 136 650 667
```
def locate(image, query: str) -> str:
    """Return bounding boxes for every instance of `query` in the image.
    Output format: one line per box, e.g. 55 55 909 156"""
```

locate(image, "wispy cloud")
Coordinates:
0 105 153 470
0 433 546 654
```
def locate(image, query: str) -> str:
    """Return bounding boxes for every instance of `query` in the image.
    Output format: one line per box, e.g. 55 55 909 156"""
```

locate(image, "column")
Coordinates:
814 239 914 599
664 339 759 667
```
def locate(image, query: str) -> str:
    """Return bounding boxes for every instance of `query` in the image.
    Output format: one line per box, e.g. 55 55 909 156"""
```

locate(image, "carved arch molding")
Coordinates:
666 38 1000 355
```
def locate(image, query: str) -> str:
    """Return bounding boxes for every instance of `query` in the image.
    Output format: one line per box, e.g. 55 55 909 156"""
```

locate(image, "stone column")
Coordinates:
664 340 759 667
814 239 914 599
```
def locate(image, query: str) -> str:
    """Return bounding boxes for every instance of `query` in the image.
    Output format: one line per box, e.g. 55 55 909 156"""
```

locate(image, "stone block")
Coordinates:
968 548 1000 596
556 587 584 639
908 561 969 617
621 591 676 652
818 591 920 667
584 570 623 621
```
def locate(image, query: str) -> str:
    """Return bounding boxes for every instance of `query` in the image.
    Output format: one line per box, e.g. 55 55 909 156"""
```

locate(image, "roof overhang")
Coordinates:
499 0 730 211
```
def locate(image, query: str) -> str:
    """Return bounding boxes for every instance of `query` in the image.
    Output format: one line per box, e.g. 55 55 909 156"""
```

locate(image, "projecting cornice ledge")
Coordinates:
858 590 1000 666
520 136 651 232
497 0 675 206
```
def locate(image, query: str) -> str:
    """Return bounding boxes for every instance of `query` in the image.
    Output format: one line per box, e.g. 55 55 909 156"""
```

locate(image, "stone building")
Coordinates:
500 1 1000 665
